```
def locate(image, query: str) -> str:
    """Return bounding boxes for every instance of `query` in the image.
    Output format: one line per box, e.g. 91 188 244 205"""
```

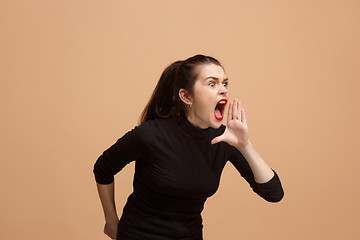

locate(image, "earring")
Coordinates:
189 103 192 108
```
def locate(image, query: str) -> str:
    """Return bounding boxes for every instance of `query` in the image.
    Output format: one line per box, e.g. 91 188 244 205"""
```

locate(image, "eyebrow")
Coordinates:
205 76 229 82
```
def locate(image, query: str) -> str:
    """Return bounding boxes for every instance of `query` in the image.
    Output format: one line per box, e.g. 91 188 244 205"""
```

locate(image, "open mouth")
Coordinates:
214 99 227 120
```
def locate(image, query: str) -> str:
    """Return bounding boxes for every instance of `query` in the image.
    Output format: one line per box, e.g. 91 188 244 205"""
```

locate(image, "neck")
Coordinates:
186 113 208 129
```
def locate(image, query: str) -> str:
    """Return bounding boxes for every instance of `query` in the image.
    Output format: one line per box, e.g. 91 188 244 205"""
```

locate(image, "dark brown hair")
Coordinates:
140 54 222 124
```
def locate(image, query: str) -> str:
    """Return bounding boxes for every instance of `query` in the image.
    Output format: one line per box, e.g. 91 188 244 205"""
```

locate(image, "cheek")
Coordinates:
194 99 213 118
192 88 215 115
194 95 209 108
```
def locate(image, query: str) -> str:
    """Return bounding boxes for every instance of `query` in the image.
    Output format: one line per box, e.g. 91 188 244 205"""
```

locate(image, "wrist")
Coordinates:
105 215 119 223
105 211 119 223
237 139 251 152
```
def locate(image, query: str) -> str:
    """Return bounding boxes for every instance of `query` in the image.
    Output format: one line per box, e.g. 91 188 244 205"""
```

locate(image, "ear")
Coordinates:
178 88 193 105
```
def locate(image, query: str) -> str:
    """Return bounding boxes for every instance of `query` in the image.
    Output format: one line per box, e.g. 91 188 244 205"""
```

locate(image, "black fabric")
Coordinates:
93 117 284 239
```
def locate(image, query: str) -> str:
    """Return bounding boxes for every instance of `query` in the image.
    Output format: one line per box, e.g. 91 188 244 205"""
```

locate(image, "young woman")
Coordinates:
93 55 284 240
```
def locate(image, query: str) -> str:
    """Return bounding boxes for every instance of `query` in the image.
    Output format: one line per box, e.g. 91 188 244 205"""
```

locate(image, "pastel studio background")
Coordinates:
1 0 359 239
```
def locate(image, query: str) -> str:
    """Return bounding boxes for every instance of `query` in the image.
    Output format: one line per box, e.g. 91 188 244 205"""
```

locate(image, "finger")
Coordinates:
228 100 233 120
211 134 226 145
237 101 241 121
241 108 247 124
232 99 238 119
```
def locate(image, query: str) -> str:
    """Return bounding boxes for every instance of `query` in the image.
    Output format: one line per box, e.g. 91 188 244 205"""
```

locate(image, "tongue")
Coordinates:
214 109 222 120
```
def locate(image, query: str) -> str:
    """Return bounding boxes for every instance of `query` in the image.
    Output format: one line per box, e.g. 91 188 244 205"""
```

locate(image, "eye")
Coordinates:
209 82 215 87
223 81 228 87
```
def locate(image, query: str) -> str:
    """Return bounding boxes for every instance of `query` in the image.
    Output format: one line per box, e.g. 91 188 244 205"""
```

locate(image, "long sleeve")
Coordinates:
93 126 145 184
228 146 284 202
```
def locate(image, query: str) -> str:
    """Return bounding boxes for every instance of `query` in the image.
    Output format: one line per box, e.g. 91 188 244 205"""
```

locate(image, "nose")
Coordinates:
219 85 228 97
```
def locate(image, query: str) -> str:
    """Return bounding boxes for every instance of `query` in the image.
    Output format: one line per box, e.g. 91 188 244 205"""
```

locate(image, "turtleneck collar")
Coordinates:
178 117 211 138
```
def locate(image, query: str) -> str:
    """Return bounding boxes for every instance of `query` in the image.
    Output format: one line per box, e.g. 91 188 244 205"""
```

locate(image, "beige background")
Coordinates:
1 0 359 239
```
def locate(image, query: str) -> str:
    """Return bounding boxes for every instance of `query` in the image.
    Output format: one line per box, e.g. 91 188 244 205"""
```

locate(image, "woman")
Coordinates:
93 55 284 240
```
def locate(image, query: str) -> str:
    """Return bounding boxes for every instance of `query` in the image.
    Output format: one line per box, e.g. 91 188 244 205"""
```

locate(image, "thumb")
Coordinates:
211 134 226 145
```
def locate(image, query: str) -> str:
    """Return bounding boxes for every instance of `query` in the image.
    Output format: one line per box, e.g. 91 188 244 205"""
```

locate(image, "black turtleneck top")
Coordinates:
93 117 284 240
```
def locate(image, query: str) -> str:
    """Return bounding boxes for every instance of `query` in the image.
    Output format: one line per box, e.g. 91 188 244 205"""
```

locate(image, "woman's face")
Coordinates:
186 63 229 129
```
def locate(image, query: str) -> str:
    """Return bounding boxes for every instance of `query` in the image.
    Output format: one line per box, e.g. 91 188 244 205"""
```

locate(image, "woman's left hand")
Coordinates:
211 99 249 149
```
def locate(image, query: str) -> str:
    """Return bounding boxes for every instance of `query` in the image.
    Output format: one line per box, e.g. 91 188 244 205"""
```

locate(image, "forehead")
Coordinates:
195 64 226 80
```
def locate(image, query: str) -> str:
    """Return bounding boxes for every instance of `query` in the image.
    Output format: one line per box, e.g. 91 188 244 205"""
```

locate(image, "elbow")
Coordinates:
257 170 284 203
93 157 115 185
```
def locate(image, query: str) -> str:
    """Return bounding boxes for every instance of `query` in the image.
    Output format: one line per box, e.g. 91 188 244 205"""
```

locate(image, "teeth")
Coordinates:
219 100 226 104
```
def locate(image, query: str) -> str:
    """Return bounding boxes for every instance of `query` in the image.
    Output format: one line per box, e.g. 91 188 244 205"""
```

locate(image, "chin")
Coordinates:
210 119 222 129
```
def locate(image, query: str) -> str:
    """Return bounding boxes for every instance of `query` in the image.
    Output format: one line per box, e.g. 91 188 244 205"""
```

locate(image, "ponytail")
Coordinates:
140 61 182 124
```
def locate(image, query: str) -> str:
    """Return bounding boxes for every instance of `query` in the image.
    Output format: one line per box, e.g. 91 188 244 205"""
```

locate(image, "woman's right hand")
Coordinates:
104 218 119 239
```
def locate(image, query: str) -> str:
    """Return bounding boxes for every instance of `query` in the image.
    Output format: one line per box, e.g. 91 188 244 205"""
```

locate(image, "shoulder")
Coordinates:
131 118 183 152
134 118 179 139
137 118 178 132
